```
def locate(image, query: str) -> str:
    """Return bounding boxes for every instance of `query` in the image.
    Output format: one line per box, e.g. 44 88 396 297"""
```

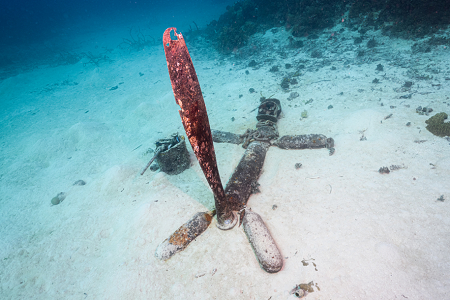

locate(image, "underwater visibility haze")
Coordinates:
1 0 450 299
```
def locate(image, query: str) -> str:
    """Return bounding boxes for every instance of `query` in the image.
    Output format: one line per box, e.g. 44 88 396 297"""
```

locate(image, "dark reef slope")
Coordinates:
204 0 450 53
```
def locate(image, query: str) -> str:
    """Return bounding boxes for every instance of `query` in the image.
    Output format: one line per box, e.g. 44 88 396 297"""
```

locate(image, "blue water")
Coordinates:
0 0 233 45
0 0 235 80
1 1 450 298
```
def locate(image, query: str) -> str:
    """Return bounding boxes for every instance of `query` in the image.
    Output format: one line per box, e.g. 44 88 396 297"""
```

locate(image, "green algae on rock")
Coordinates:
425 112 450 137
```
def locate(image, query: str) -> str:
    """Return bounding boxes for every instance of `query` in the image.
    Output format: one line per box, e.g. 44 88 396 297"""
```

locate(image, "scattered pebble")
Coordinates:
403 81 413 88
51 192 67 205
248 60 257 67
269 65 279 72
295 163 302 169
389 164 407 171
378 167 390 174
301 110 308 118
287 92 299 100
416 106 433 115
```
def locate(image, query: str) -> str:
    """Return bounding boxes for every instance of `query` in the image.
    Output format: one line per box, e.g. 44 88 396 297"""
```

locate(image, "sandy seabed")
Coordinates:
1 19 450 300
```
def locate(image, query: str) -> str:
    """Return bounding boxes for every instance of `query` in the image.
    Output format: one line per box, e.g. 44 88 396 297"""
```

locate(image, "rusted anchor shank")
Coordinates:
163 28 236 230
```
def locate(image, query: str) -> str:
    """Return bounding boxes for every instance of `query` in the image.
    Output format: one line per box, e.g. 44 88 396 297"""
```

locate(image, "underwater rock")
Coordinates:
269 65 279 72
378 167 390 174
287 92 299 101
416 106 433 115
354 37 363 44
248 60 257 67
425 112 450 137
242 209 283 273
367 37 377 48
288 36 304 48
403 81 413 88
51 192 67 205
311 49 322 58
376 64 384 71
73 180 86 186
301 110 308 118
411 42 431 54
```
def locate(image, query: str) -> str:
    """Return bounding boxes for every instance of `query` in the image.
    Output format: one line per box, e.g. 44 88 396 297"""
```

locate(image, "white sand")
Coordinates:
1 16 450 300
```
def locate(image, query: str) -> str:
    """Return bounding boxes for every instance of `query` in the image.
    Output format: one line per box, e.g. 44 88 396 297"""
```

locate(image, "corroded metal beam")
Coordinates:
163 28 236 230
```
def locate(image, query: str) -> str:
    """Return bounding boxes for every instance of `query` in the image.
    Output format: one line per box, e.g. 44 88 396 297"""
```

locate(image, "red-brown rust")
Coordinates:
163 28 235 229
168 226 191 246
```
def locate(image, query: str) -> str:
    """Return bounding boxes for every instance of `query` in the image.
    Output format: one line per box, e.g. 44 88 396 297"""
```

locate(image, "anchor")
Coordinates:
154 28 334 273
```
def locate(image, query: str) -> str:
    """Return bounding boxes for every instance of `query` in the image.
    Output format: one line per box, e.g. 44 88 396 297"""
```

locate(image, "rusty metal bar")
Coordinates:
163 28 236 230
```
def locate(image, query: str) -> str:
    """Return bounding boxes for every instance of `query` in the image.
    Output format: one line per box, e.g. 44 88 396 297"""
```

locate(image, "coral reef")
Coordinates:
203 0 450 54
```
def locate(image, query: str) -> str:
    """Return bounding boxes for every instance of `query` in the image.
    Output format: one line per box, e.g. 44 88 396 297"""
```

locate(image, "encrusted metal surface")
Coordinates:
155 212 213 260
163 28 235 228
